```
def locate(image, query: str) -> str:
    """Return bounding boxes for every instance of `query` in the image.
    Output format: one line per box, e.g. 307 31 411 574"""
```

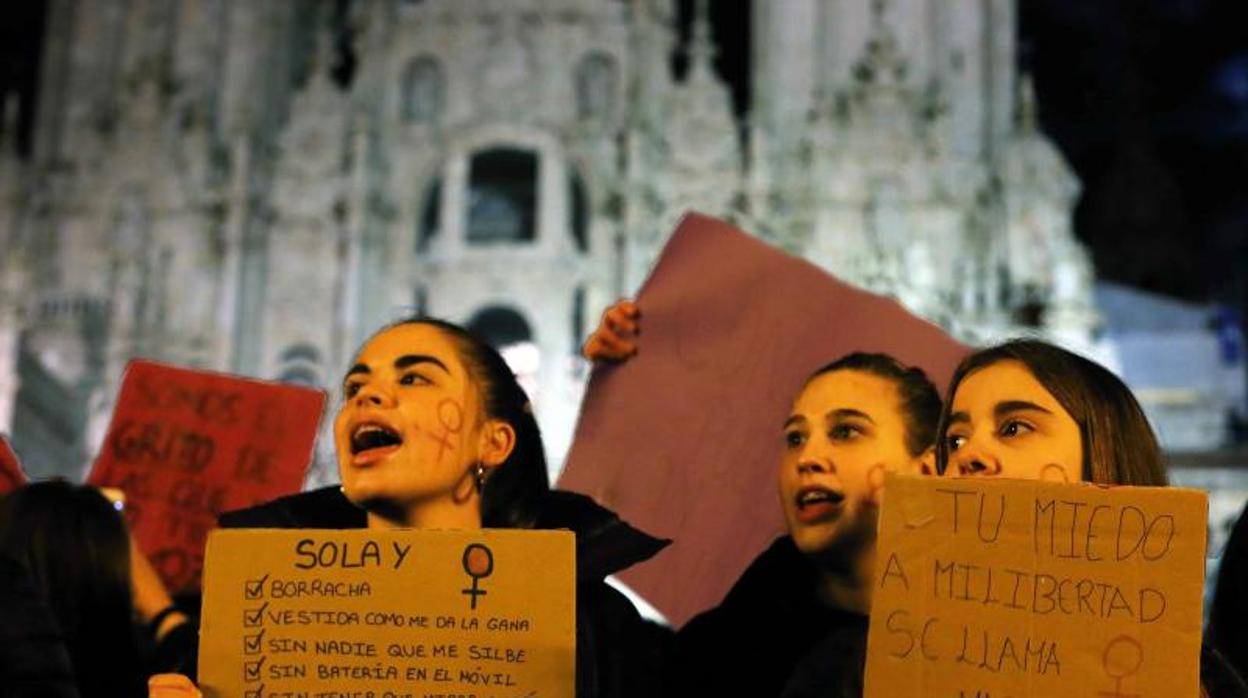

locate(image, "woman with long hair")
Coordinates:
220 316 670 698
0 481 152 698
935 338 1247 697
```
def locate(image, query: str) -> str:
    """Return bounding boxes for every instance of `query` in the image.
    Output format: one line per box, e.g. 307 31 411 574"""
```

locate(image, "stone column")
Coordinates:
440 153 468 257
538 145 568 255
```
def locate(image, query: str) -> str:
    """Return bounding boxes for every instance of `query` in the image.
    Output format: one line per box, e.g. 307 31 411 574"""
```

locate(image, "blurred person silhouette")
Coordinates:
0 480 197 698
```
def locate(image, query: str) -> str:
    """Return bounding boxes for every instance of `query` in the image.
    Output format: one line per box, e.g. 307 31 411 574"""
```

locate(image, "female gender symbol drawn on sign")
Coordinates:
461 543 494 611
1098 635 1143 698
431 398 464 464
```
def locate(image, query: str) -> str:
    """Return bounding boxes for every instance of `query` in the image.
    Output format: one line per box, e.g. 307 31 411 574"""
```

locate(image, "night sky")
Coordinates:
3 0 1246 319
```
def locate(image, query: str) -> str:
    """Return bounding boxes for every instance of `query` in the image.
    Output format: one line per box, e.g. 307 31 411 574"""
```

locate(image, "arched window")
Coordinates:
401 56 444 124
466 306 533 348
277 343 323 387
467 148 538 244
576 53 617 119
279 343 322 365
277 365 321 387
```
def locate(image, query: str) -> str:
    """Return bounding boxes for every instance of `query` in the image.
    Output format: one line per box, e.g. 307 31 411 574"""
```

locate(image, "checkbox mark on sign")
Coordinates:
243 629 266 655
244 685 264 698
244 573 270 600
244 656 266 682
243 602 269 628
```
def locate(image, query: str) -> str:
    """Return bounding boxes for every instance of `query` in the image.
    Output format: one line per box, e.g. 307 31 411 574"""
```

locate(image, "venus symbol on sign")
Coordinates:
461 543 494 611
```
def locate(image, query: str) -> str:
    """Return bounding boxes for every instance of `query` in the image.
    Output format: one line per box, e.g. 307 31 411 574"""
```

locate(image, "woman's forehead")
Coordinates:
795 369 902 417
954 359 1059 409
355 324 462 371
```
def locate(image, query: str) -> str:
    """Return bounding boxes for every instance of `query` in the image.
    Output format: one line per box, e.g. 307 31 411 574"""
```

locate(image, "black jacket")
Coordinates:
668 536 868 698
0 554 80 698
218 486 673 698
1211 500 1248 692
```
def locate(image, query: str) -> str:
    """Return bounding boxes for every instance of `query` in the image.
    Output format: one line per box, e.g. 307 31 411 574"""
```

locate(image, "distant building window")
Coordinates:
467 306 539 400
569 172 588 252
413 286 428 316
571 287 586 355
576 53 616 119
279 343 322 365
278 365 321 387
277 343 322 387
467 148 538 244
417 177 441 251
401 56 444 123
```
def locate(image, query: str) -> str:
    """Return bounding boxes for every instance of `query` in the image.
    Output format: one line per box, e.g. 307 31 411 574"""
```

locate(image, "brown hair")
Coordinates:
806 352 942 458
935 339 1167 486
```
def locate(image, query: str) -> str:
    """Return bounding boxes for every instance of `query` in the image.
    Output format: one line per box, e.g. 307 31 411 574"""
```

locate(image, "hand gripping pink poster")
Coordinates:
558 212 968 626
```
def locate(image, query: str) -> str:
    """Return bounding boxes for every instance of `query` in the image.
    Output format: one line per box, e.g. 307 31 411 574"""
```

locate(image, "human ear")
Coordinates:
478 420 517 468
914 446 937 476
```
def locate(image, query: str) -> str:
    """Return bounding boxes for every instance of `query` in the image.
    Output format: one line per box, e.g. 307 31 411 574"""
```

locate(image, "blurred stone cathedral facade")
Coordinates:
0 0 1099 484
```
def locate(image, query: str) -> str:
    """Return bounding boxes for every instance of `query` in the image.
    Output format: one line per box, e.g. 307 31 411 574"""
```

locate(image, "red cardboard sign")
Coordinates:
0 434 26 495
88 360 325 593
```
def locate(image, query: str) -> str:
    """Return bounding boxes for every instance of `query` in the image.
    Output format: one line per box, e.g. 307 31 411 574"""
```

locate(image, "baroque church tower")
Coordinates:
0 0 1094 482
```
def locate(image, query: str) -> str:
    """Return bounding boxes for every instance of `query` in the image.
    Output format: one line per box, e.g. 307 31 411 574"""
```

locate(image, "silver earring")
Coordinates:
474 463 486 492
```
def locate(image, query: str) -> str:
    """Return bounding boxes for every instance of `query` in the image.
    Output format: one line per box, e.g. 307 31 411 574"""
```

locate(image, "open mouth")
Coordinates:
350 423 403 455
795 487 845 519
797 488 845 507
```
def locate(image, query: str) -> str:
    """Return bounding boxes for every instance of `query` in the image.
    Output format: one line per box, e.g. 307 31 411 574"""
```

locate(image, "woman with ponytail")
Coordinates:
220 317 670 698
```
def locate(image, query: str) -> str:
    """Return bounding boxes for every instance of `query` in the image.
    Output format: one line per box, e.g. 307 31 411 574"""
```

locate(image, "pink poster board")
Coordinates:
558 213 969 626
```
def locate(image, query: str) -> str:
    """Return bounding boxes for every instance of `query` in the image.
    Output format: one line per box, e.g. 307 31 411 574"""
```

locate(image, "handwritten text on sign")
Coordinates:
199 528 576 698
87 360 324 592
864 474 1207 698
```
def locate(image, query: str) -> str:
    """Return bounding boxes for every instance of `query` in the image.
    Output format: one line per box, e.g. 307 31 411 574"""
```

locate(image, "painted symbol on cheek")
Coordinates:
1041 463 1071 483
1097 635 1143 698
430 398 464 463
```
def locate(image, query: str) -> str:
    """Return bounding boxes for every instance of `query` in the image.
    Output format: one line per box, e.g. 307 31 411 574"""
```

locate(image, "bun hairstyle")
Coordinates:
391 317 550 528
805 352 942 458
934 339 1168 486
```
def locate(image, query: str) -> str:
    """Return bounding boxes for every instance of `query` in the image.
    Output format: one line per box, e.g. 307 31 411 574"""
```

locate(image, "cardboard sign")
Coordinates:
865 473 1207 697
87 360 325 593
558 213 968 626
199 528 576 698
0 434 26 495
